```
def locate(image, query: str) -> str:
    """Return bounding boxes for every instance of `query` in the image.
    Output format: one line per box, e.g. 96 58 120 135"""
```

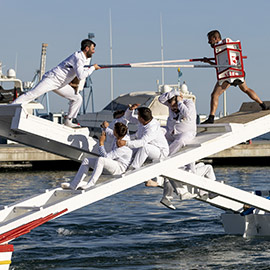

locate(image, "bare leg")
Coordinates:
210 81 230 116
238 81 263 104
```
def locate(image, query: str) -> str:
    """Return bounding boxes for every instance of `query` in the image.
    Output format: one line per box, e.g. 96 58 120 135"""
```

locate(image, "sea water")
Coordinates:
1 166 270 270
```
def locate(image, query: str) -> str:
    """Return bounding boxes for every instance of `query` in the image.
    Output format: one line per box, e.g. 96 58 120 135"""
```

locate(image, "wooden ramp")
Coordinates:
215 101 270 124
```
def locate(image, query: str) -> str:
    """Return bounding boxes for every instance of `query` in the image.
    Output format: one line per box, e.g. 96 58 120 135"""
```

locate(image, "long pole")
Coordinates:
84 57 217 68
125 57 216 66
97 64 237 69
109 9 114 111
119 56 246 66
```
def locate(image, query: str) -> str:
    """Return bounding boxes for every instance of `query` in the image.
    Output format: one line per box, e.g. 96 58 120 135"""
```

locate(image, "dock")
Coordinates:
0 144 67 162
0 144 82 170
203 101 270 164
1 140 270 167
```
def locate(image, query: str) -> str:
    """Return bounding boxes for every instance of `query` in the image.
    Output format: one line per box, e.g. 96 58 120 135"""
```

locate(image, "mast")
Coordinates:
109 8 114 111
39 43 48 82
160 13 164 85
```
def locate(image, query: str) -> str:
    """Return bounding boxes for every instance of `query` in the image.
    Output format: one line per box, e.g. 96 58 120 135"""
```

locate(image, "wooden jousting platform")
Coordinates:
0 104 270 269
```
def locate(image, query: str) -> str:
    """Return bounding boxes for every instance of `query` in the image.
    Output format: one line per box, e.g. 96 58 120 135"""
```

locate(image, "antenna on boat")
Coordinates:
160 13 165 85
109 8 114 112
39 43 48 82
39 43 50 113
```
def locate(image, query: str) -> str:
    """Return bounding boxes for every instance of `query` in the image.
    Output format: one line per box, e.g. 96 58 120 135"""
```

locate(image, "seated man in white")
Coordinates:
161 162 216 210
117 105 169 169
62 121 132 190
104 110 129 152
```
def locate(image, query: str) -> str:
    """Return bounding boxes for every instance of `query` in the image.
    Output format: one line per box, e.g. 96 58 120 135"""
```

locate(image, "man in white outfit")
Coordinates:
12 39 100 128
117 104 169 169
161 162 216 210
61 121 132 190
104 110 129 151
146 89 197 204
158 89 197 156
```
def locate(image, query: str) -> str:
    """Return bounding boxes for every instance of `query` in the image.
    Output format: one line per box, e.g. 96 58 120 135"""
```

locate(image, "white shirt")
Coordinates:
99 127 133 170
44 51 95 85
158 89 197 135
124 109 169 157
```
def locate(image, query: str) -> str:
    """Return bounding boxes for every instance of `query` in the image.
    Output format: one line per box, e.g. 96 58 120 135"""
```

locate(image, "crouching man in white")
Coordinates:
61 121 132 190
12 39 100 128
161 162 216 210
158 89 197 156
117 105 169 169
146 89 197 191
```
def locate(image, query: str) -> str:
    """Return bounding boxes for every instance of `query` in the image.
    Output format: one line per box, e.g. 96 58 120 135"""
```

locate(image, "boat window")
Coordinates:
103 94 155 111
0 85 20 103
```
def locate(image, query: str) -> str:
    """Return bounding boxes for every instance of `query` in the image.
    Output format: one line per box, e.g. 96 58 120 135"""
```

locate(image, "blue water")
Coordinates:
1 166 270 269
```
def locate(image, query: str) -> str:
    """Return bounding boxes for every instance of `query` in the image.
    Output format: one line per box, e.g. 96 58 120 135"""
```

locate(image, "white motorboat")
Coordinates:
78 83 196 137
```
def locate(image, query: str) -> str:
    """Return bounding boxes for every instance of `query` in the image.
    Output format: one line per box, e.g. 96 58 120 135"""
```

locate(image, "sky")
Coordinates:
1 0 270 116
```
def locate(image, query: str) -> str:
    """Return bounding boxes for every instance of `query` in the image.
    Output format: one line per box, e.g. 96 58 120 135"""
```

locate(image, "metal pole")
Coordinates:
15 53 18 74
109 9 114 111
39 43 48 82
160 13 164 85
223 91 227 116
87 32 95 113
39 43 49 114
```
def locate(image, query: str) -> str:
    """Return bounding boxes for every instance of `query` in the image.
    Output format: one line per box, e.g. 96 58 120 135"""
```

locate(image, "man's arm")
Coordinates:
124 103 140 123
101 121 114 138
74 54 100 80
159 89 180 105
98 131 108 157
178 99 196 120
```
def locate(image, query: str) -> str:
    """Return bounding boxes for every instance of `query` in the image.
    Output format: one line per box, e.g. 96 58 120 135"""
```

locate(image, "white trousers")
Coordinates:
12 76 82 119
131 144 163 169
166 131 196 156
195 163 216 181
70 157 126 189
163 163 216 198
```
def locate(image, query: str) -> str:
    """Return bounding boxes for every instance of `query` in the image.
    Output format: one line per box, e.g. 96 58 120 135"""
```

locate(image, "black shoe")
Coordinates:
260 102 270 110
201 115 215 124
201 118 214 124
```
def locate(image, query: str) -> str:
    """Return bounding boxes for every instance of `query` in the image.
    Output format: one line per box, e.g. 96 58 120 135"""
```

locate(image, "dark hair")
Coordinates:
207 30 221 40
168 96 177 104
81 39 96 51
114 122 128 138
137 107 153 122
113 110 125 119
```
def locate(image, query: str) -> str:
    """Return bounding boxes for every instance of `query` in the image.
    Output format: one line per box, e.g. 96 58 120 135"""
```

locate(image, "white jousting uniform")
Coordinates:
12 51 95 119
158 89 197 155
68 127 133 189
163 162 216 200
124 109 169 169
